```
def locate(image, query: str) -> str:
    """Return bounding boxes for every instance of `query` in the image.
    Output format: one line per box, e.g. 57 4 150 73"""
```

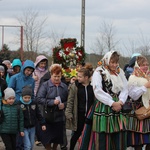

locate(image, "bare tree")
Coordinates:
16 8 47 60
123 38 139 56
94 20 119 55
137 29 150 56
124 29 150 57
47 28 66 56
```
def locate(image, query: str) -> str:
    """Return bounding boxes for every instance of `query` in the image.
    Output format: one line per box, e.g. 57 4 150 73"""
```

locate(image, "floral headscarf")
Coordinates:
96 51 125 94
133 59 150 80
97 51 120 75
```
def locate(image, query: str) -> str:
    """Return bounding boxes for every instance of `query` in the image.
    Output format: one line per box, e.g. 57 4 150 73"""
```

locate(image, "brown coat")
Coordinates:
65 83 78 131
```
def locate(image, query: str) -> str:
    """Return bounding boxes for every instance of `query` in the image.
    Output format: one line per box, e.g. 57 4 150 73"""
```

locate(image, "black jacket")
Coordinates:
75 80 95 115
0 78 7 97
19 101 45 128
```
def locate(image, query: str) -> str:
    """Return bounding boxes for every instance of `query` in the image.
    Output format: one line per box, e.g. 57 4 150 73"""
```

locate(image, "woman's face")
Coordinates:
108 59 119 71
77 72 88 84
0 71 4 78
139 61 149 73
5 63 11 69
38 61 47 69
51 72 62 84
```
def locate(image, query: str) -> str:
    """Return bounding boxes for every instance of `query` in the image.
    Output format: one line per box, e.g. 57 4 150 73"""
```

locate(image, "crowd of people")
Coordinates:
0 51 150 150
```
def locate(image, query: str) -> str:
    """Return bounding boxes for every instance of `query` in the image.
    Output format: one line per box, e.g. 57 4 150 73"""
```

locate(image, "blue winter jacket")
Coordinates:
8 60 35 103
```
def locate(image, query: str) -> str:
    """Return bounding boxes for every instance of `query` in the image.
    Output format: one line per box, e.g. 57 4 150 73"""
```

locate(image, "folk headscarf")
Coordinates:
128 57 150 108
97 51 124 94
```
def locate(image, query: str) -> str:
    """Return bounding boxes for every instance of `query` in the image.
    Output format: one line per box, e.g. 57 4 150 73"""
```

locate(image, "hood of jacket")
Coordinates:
34 55 48 68
12 59 22 68
21 60 35 77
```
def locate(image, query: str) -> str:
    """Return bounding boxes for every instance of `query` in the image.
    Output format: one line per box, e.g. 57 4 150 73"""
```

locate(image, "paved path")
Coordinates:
0 130 138 150
0 130 78 150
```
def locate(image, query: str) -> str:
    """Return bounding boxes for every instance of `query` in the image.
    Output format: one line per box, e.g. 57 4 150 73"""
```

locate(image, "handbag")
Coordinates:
43 106 56 124
122 102 132 113
122 97 132 113
43 87 57 124
135 106 150 120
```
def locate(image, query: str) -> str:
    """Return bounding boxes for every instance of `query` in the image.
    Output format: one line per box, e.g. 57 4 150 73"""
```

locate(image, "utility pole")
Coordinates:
81 0 85 49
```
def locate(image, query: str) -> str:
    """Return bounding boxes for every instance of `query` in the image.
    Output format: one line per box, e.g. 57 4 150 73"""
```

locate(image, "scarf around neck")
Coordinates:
20 96 32 105
37 67 46 72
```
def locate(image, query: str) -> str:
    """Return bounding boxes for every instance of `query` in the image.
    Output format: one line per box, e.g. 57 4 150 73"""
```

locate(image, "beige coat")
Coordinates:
65 83 78 131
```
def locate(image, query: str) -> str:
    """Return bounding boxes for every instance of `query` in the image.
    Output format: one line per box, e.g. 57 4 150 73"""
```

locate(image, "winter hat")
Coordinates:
0 65 5 72
4 88 15 100
131 53 141 58
22 86 32 97
2 60 11 65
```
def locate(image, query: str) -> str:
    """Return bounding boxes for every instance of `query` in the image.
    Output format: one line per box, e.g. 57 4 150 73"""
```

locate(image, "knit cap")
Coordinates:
0 65 5 72
2 60 11 65
4 88 15 100
22 86 32 97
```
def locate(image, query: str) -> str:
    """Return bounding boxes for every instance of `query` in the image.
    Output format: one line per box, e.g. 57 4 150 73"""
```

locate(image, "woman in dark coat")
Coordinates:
36 64 68 150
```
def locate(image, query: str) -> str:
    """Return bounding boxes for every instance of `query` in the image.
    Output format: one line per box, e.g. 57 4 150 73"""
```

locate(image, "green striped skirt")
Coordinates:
93 100 128 133
79 100 128 150
127 110 150 146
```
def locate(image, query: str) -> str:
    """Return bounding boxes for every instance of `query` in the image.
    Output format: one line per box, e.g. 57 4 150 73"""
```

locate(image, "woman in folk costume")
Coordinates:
80 51 128 150
127 55 150 150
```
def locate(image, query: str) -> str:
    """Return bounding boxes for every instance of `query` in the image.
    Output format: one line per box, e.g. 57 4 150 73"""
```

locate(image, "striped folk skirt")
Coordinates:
79 100 128 150
127 110 150 146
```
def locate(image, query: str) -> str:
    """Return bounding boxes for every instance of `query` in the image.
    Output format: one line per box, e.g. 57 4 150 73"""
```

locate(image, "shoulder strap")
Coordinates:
44 81 49 107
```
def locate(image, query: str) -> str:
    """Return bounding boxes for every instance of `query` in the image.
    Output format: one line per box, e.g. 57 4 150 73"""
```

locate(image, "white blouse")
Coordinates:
91 67 128 107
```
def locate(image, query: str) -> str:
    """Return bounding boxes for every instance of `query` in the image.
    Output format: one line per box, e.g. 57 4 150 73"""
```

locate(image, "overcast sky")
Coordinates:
0 0 150 56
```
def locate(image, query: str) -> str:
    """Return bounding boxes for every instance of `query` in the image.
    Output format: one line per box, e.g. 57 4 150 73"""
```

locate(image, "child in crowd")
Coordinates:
19 85 46 150
11 58 22 75
65 67 95 150
8 59 35 149
0 88 24 150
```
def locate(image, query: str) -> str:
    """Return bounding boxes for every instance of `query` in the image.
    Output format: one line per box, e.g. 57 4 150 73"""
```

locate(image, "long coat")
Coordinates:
65 83 78 131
